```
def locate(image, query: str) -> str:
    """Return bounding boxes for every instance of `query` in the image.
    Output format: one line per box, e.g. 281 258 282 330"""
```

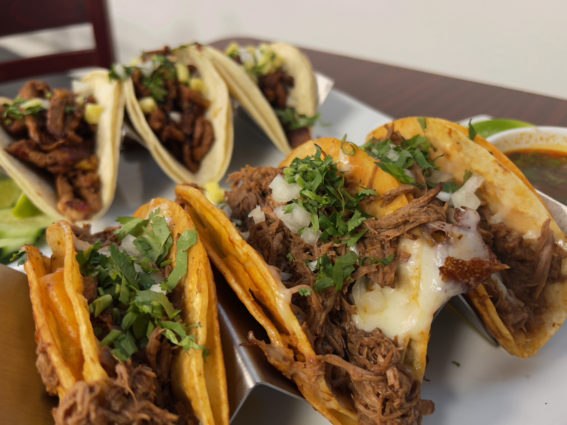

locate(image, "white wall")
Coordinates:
3 0 567 101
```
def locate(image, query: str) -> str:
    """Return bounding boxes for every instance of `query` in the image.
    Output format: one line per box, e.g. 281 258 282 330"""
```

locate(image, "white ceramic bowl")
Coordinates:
487 126 567 153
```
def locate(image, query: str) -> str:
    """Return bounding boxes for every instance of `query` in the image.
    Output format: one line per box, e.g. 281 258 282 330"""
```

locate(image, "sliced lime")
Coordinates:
0 177 22 209
472 119 533 138
12 193 42 218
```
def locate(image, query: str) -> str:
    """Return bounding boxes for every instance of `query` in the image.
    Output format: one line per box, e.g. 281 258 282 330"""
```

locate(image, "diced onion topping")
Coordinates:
248 205 266 224
451 175 484 210
71 80 92 97
275 204 310 233
269 174 301 203
300 226 320 245
169 111 182 123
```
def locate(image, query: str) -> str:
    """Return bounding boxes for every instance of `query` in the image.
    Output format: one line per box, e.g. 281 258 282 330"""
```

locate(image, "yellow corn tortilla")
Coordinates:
367 117 567 357
0 70 124 221
124 45 233 185
176 138 445 424
24 198 229 424
203 42 317 154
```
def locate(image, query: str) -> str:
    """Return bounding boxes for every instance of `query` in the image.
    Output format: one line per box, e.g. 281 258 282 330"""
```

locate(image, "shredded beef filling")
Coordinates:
224 166 468 424
1 81 102 220
68 229 199 425
478 211 567 334
54 362 180 425
133 48 215 173
258 69 312 148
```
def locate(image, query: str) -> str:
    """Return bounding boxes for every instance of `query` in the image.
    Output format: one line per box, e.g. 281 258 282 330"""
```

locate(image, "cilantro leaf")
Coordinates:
162 230 198 291
468 120 478 141
275 107 320 130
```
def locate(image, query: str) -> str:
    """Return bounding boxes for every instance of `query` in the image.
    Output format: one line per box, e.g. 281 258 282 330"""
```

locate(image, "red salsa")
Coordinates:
507 149 567 204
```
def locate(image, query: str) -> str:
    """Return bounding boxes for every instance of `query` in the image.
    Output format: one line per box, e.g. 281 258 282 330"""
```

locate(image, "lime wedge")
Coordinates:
12 193 42 218
472 119 533 138
0 177 22 209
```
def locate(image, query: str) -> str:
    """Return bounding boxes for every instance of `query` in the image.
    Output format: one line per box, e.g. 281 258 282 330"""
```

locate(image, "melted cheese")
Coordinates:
352 208 489 340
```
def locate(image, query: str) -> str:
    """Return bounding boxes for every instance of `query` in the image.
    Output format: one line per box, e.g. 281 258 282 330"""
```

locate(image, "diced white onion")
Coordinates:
280 271 292 281
451 175 484 210
169 111 182 123
385 148 399 162
300 227 320 245
220 203 232 217
239 230 250 240
428 169 454 184
436 191 452 203
150 283 167 294
269 174 301 203
275 204 311 233
307 260 317 271
248 205 266 224
72 80 92 97
121 234 140 257
139 60 155 77
113 64 128 79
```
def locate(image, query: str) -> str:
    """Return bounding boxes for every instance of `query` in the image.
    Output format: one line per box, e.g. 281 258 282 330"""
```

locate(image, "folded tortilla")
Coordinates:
124 45 233 185
0 70 124 221
203 42 317 154
175 137 506 424
367 117 567 357
23 198 229 425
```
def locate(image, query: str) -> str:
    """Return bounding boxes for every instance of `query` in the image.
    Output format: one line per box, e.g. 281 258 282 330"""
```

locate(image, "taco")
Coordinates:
0 71 124 222
366 117 567 357
22 198 229 425
204 41 318 153
175 138 507 424
115 45 233 185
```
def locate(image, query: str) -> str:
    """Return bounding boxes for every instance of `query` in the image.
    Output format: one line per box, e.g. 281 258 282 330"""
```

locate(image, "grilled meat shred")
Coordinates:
133 47 215 173
1 81 102 220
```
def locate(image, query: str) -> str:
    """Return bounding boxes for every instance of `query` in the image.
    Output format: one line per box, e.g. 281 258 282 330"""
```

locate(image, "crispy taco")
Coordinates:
175 138 508 424
23 198 229 424
0 70 124 221
366 117 567 357
204 41 318 153
116 45 233 185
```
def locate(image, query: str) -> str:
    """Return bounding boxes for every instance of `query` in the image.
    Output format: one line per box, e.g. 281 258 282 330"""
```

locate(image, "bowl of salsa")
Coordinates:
488 126 567 205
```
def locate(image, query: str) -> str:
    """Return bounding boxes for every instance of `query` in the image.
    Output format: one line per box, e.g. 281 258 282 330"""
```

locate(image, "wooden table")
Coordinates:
212 37 567 126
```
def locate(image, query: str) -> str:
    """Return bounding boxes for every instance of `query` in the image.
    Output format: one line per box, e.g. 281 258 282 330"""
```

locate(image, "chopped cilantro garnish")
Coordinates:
298 287 312 296
275 107 320 130
2 98 44 122
162 229 198 291
108 64 135 81
418 117 427 130
283 145 376 244
468 120 477 141
313 252 358 292
363 134 440 186
108 54 176 103
280 146 401 293
78 210 203 361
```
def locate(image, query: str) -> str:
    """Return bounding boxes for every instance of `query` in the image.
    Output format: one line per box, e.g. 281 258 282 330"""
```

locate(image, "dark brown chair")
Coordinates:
0 0 114 83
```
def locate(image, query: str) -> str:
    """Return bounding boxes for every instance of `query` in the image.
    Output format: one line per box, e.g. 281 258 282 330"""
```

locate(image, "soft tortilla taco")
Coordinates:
204 41 318 153
23 198 228 425
117 45 233 185
0 70 124 221
176 138 506 424
366 117 567 358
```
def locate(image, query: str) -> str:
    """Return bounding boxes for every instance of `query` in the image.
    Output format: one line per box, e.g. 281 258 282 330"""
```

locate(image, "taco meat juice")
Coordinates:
506 149 567 205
